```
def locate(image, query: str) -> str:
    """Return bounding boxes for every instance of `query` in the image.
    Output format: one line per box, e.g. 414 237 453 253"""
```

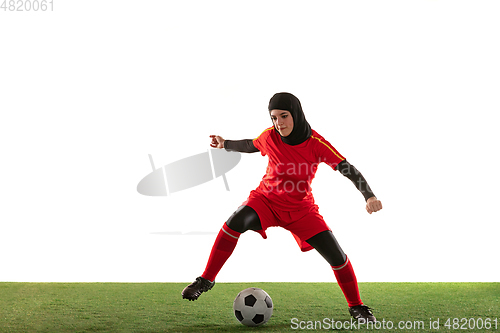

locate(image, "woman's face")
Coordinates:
270 109 294 137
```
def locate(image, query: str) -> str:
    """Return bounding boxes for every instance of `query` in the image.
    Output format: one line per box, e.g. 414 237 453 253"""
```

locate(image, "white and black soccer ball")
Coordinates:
233 287 273 327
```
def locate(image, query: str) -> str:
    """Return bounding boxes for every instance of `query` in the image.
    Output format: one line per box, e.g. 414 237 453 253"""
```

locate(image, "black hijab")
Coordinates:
268 92 312 146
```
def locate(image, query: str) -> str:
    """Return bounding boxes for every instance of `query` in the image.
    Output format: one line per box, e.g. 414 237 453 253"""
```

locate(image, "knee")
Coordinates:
225 206 261 234
307 230 347 267
318 245 346 267
328 251 347 267
225 218 246 234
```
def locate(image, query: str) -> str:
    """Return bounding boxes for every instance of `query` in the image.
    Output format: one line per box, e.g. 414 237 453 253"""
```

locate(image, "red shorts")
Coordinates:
242 190 330 252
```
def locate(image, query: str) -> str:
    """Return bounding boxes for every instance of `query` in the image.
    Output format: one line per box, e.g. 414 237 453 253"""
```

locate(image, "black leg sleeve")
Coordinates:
306 230 347 267
225 205 262 233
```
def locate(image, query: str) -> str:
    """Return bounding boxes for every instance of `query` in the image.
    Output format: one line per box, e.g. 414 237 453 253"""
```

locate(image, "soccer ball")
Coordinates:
233 287 273 327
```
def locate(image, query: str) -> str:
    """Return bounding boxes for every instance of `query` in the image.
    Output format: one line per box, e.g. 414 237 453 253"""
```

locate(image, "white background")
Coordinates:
1 0 499 283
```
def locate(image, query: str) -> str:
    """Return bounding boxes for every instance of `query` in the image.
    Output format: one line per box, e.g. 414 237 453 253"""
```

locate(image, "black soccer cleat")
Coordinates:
349 304 377 323
181 276 215 301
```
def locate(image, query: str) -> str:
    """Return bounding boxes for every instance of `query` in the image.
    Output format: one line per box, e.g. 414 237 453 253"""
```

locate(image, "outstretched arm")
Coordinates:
209 135 259 153
335 160 383 214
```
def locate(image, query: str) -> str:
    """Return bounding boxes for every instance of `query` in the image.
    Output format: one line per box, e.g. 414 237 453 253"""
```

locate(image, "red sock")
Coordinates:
201 224 241 282
332 256 363 307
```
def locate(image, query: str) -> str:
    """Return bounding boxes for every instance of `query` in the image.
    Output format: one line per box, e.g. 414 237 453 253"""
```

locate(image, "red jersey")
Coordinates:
252 127 345 210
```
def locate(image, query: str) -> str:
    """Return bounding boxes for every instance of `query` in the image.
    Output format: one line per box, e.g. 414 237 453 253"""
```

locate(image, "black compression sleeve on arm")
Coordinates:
224 139 259 153
336 160 376 202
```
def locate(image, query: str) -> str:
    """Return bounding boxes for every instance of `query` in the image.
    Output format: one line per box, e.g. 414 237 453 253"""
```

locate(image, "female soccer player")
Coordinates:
182 92 382 322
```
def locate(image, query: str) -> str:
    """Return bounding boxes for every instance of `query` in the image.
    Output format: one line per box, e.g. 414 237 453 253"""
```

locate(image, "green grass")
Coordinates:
0 283 498 332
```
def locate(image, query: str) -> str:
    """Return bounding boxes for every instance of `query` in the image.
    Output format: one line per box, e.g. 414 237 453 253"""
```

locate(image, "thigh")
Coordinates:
225 205 262 233
306 230 347 267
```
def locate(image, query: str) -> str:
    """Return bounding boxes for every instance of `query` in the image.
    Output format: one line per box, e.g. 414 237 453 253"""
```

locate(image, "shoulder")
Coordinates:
309 130 345 160
309 130 329 147
252 126 275 155
253 126 274 142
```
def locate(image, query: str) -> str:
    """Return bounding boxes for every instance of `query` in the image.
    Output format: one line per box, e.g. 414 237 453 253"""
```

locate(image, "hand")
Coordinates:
366 197 383 214
209 135 225 149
